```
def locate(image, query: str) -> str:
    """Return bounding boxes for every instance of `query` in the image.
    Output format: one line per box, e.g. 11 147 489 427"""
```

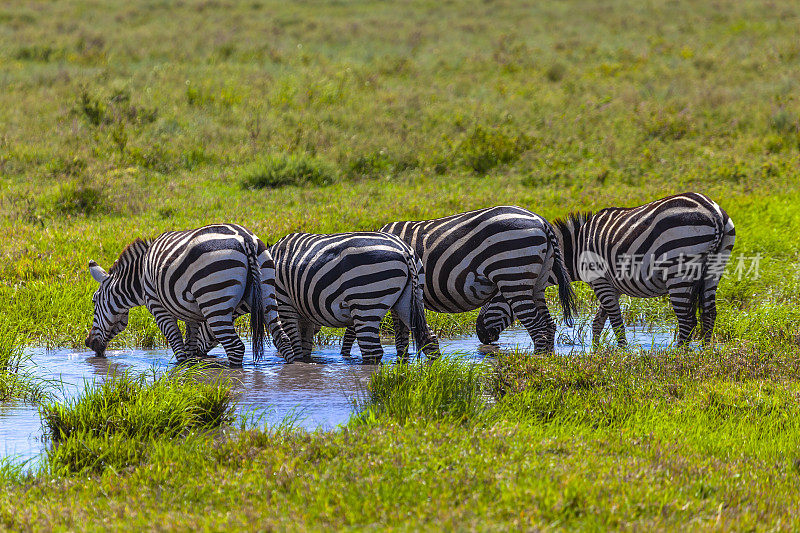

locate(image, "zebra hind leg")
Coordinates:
351 316 384 364
183 323 202 361
667 279 699 348
534 295 556 352
204 313 247 367
298 319 316 361
391 311 411 363
501 294 552 353
699 276 721 345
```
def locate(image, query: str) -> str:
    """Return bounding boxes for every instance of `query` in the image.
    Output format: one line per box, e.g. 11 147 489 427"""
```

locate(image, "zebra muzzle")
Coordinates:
85 336 107 357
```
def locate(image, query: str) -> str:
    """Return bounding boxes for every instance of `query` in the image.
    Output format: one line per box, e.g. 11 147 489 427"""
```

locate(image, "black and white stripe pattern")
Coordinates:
341 206 577 354
476 193 736 348
196 232 441 363
85 224 294 366
272 231 439 363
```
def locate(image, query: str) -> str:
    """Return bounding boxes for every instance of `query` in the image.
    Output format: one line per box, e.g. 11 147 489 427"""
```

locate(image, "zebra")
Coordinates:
339 206 577 355
475 193 736 348
85 223 296 366
194 231 440 364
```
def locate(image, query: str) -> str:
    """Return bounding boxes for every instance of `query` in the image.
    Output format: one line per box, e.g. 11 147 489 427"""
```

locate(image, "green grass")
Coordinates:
3 352 800 529
1 0 800 348
2 0 800 528
354 356 488 425
0 327 47 403
39 366 234 475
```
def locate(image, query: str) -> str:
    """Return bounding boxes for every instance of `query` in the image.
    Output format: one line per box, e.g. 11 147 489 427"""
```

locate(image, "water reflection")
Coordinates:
0 320 675 466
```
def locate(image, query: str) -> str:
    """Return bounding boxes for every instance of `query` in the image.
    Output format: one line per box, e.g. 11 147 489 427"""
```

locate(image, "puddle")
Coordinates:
0 320 674 467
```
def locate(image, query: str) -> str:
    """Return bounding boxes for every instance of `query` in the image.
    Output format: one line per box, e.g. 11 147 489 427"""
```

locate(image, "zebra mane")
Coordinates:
553 211 592 235
108 238 151 275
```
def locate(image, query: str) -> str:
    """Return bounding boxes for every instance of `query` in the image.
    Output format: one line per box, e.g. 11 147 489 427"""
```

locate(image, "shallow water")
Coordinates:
0 321 674 466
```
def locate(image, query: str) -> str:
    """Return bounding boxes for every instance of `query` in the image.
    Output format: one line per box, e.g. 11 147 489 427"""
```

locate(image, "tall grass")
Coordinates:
354 357 488 425
40 366 234 474
0 328 46 402
355 348 800 463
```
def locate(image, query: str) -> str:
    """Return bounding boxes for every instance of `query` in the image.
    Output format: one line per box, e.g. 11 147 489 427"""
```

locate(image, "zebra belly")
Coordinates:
425 272 495 313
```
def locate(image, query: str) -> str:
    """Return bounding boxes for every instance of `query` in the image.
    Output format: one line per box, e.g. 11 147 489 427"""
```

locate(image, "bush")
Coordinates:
346 150 419 180
453 125 533 174
241 153 337 189
53 179 108 216
545 62 567 82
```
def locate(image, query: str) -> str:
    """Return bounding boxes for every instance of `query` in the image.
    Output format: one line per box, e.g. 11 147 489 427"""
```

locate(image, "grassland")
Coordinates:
1 0 800 529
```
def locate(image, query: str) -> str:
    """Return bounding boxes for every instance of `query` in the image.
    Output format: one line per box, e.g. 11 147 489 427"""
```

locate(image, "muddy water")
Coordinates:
0 322 674 466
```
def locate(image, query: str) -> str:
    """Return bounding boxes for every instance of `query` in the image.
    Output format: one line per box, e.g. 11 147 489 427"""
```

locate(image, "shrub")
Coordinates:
46 156 87 179
241 153 337 189
546 62 567 82
346 150 419 180
75 88 107 127
641 111 693 140
14 44 59 62
769 108 797 134
53 179 108 216
453 125 533 174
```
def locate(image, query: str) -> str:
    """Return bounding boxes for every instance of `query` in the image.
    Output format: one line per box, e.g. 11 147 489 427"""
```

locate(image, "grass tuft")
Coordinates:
40 366 234 474
453 125 533 174
0 328 45 402
53 178 108 216
354 357 487 425
240 152 337 189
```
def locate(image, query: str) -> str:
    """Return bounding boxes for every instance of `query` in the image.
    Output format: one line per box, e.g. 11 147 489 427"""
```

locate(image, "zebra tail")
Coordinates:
405 254 428 356
692 211 727 322
243 235 267 362
545 222 577 327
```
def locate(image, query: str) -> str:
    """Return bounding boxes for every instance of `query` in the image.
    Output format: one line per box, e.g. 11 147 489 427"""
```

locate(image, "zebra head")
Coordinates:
85 239 149 357
475 296 514 344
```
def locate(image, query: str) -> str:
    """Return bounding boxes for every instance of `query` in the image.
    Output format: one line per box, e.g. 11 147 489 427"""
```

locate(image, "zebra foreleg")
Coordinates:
351 316 384 364
591 282 627 348
147 302 189 362
340 326 356 358
276 303 305 363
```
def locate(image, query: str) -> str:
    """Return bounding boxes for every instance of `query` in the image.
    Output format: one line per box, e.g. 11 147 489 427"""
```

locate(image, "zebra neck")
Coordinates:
108 239 150 307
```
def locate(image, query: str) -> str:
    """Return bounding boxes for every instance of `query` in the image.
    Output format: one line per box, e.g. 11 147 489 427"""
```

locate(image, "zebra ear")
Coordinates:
89 260 108 283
